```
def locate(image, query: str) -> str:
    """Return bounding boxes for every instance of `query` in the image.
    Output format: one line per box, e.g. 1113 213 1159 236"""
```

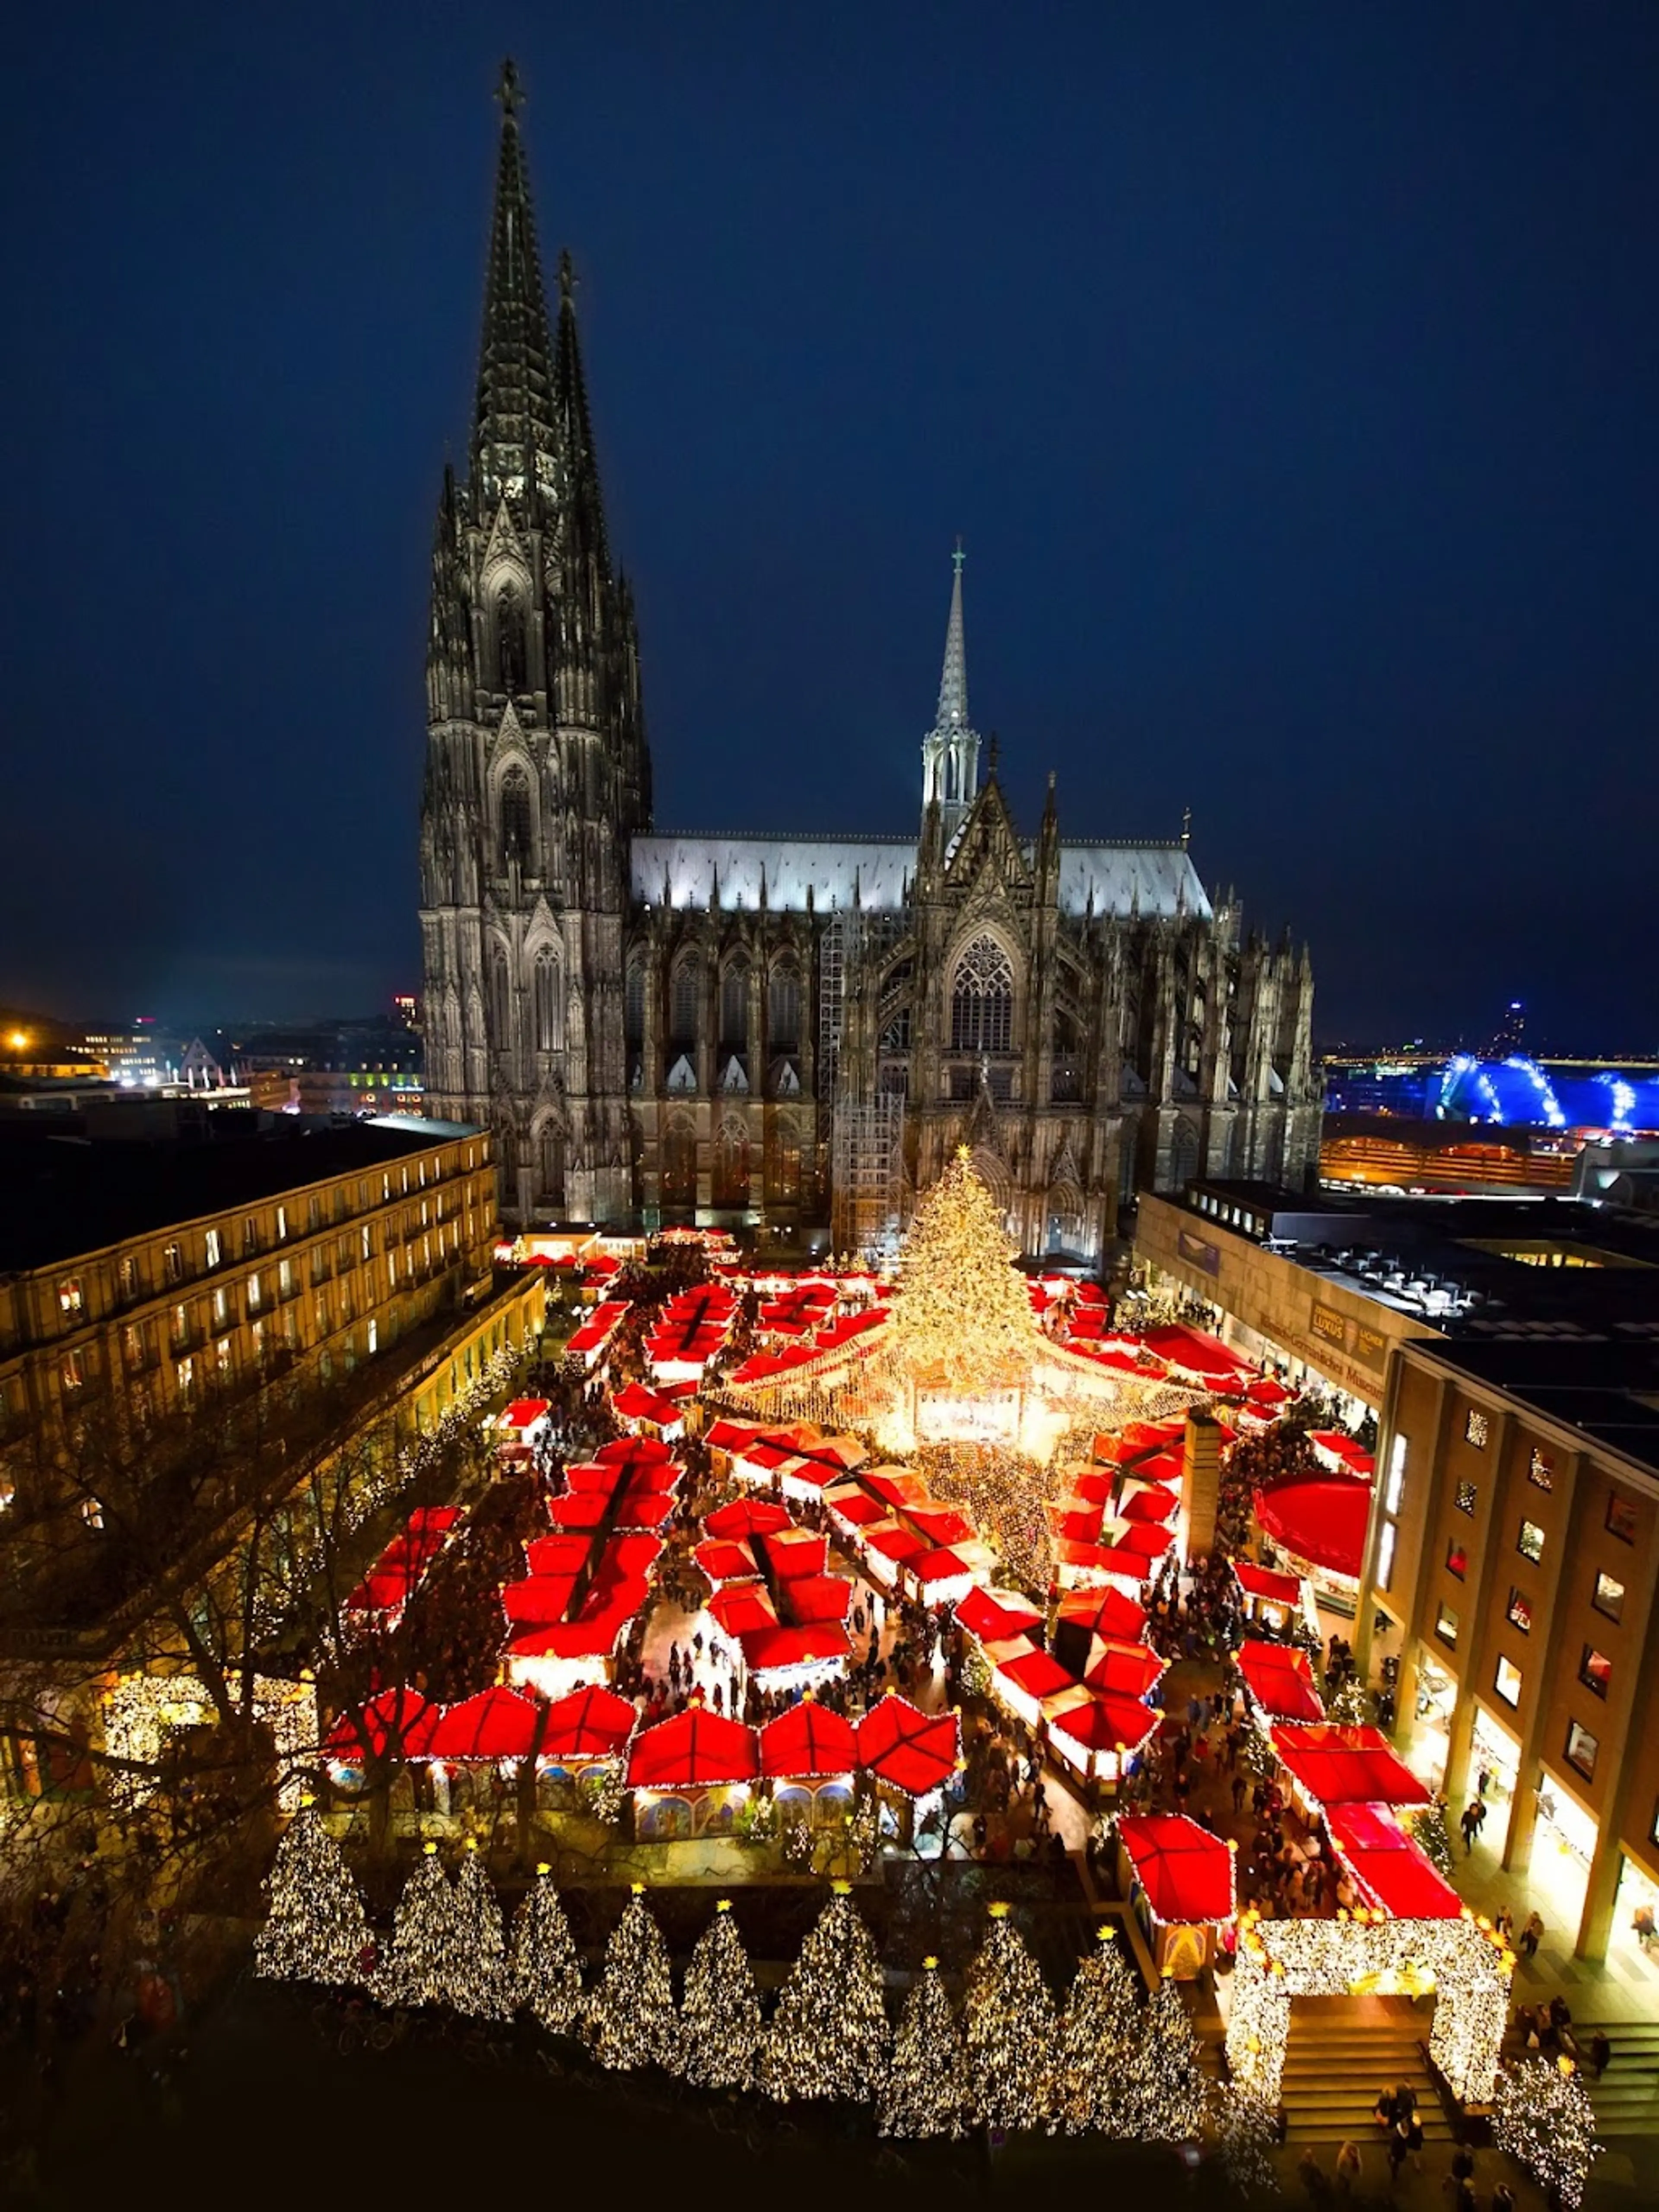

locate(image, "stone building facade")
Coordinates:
420 70 1320 1257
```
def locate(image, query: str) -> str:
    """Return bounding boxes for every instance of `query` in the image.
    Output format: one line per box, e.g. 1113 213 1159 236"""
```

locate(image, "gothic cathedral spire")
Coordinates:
472 59 559 514
920 540 981 840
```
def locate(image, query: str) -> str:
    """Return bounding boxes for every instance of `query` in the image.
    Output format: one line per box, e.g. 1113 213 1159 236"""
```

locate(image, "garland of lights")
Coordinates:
963 1904 1055 2134
1493 2057 1599 2210
1051 1926 1142 2135
510 1864 583 2034
378 1842 468 2009
448 1841 514 2020
879 1958 967 2139
584 1885 679 2073
102 1670 317 1813
762 1884 890 2103
679 1901 763 2091
254 1799 370 1988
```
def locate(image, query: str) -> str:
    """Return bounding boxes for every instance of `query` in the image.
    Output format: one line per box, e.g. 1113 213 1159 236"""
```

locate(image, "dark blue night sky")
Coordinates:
3 3 1656 1047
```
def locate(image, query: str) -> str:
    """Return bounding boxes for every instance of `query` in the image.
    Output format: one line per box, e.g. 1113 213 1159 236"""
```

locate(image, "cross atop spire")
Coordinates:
936 538 969 732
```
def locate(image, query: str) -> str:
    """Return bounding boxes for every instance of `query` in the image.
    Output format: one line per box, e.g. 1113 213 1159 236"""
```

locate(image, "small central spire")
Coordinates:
496 57 524 118
918 541 982 841
937 538 969 732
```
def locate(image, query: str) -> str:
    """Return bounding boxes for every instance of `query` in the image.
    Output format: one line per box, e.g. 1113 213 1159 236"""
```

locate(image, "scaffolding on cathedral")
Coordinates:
830 1093 906 1260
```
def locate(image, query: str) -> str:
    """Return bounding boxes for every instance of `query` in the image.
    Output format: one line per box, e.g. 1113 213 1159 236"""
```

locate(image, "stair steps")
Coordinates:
1277 2001 1452 2148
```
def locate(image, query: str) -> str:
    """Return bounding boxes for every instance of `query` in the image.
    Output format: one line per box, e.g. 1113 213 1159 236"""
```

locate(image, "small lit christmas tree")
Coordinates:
378 1843 466 2009
879 1957 968 2139
254 1799 371 1989
511 1863 583 2034
963 1903 1055 2134
1494 2057 1599 2211
1051 1925 1143 2133
680 1900 763 2091
762 1882 890 2103
892 1149 1045 1391
1119 1975 1209 2143
448 1840 514 2021
584 1885 679 2072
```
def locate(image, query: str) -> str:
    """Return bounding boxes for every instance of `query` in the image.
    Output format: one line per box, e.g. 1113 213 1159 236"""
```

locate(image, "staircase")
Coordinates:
1278 1996 1455 2148
1578 2019 1659 2140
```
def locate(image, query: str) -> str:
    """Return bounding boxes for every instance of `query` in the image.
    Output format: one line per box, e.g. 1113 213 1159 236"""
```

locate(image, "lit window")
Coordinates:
361 1225 372 1262
1506 1588 1532 1635
164 1243 184 1285
81 1496 104 1530
1446 1540 1467 1581
278 1258 293 1298
367 1319 378 1356
1434 1599 1459 1648
1527 1448 1553 1492
204 1227 221 1269
1579 1646 1611 1701
276 1205 288 1241
1455 1481 1477 1516
118 1255 139 1300
1592 1570 1625 1623
1606 1493 1638 1545
212 1286 229 1327
1494 1655 1522 1708
1517 1520 1545 1565
215 1337 232 1375
176 1356 194 1395
1465 1407 1489 1448
243 1217 259 1257
251 1318 266 1359
1385 1435 1407 1515
172 1302 189 1344
58 1276 86 1318
1377 1520 1397 1591
247 1273 261 1312
61 1348 83 1392
1564 1718 1599 1782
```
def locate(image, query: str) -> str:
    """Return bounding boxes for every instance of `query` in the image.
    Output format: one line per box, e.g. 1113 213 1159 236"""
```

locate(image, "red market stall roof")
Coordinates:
824 1484 886 1528
996 1647 1075 1702
1048 1691 1161 1760
857 1696 960 1798
912 1547 973 1589
540 1684 637 1760
739 1624 849 1674
1269 1724 1432 1811
626 1708 760 1791
864 1468 931 1509
611 1381 687 1429
760 1700 858 1782
1325 1803 1463 1920
1236 1640 1325 1724
1119 1484 1180 1525
706 1419 766 1454
1083 1638 1166 1701
502 1574 582 1627
956 1586 1045 1642
904 1503 977 1548
524 1532 596 1579
1056 1585 1147 1642
706 1584 779 1637
1254 1477 1371 1579
1139 1324 1251 1384
787 1575 855 1625
326 1686 441 1762
703 1498 793 1542
763 1528 828 1579
1055 1538 1155 1583
1233 1560 1304 1608
427 1687 545 1762
502 1398 552 1430
1247 1376 1294 1408
1117 1814 1236 1924
865 1523 930 1566
695 1538 759 1585
1108 1521 1178 1563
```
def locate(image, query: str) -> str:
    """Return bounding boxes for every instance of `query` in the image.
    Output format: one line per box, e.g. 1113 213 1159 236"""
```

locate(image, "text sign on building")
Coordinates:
1177 1229 1222 1278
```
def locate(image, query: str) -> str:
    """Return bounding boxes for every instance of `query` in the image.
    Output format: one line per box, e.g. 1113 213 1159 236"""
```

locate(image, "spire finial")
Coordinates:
496 57 524 119
1180 805 1192 850
988 731 1000 776
952 534 965 576
559 248 575 304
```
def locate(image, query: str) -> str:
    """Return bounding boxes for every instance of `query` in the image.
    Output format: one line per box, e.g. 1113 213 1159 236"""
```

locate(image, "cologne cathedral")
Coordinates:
419 68 1320 1257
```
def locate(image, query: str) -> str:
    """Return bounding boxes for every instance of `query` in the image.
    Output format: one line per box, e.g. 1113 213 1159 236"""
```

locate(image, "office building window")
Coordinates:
1517 1520 1545 1565
1505 1588 1532 1635
1446 1540 1468 1580
1494 1655 1522 1707
1385 1435 1407 1515
61 1348 84 1392
163 1244 184 1284
1455 1481 1477 1516
276 1205 288 1241
1465 1407 1490 1448
1606 1493 1638 1545
367 1319 378 1356
204 1227 221 1269
1527 1448 1553 1492
243 1217 259 1256
212 1287 229 1328
247 1273 261 1312
1434 1600 1459 1648
1377 1520 1397 1591
1564 1719 1599 1782
176 1356 194 1396
118 1254 140 1300
1592 1571 1625 1624
1579 1646 1611 1701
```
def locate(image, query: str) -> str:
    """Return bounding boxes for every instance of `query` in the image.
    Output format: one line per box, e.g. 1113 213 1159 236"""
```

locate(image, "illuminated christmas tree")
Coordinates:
892 1149 1045 1391
879 1957 968 2139
511 1863 584 2034
1051 1925 1143 2133
762 1882 890 2103
1119 1976 1209 2143
254 1800 370 1988
378 1843 466 2009
1494 2057 1599 2211
1217 2083 1280 2196
963 1903 1055 2134
584 1885 679 2072
680 1900 763 2091
448 1841 514 2021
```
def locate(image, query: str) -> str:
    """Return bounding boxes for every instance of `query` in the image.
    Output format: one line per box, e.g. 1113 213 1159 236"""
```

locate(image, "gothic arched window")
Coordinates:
714 1115 750 1207
624 957 645 1046
769 961 800 1052
489 947 512 1042
663 1115 697 1209
538 1124 565 1206
720 958 749 1046
496 584 526 692
766 1113 802 1203
499 767 534 873
670 957 700 1044
950 935 1014 1055
533 948 561 1052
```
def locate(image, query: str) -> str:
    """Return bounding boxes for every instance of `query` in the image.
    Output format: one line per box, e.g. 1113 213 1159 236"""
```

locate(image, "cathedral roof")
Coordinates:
631 833 1212 918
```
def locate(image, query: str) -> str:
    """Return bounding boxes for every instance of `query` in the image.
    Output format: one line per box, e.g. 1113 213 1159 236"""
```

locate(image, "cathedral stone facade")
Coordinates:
420 71 1320 1258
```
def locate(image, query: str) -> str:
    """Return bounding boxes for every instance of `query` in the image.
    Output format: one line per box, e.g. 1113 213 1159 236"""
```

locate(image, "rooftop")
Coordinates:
1410 1333 1659 1481
0 1117 477 1276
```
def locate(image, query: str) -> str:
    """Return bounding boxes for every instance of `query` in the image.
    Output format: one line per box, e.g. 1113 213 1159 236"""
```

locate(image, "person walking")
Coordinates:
1335 2141 1361 2195
1459 1800 1481 1855
1520 1910 1544 1959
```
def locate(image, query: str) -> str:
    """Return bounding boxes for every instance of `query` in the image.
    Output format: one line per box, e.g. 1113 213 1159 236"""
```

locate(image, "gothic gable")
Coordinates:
944 779 1033 901
482 494 532 587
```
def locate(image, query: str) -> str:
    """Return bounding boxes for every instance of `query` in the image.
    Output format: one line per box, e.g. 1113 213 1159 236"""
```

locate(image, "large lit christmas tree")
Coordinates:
680 1900 763 2091
378 1843 466 2009
879 1957 968 2139
963 1903 1055 2134
762 1882 890 2103
892 1148 1045 1391
511 1863 584 2034
1494 2058 1599 2210
254 1800 371 1989
448 1841 514 2021
1119 1975 1210 2143
1051 1925 1143 2134
584 1885 679 2072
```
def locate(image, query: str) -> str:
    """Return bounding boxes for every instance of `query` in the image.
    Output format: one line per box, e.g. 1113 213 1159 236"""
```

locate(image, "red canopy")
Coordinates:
703 1498 793 1541
995 1647 1075 1702
1083 1637 1166 1700
1117 1813 1235 1923
1112 1521 1178 1562
695 1538 759 1585
1119 1484 1179 1526
626 1708 759 1790
956 1585 1044 1641
1236 1640 1325 1723
1056 1585 1147 1642
1140 1324 1250 1383
1326 1803 1462 1919
427 1687 545 1762
1269 1724 1432 1811
326 1686 441 1762
706 1584 778 1636
740 1624 850 1674
1233 1559 1304 1607
502 1398 551 1429
857 1696 960 1797
785 1574 854 1624
1048 1691 1161 1759
760 1701 857 1780
1254 1477 1371 1579
611 1380 686 1428
539 1684 637 1760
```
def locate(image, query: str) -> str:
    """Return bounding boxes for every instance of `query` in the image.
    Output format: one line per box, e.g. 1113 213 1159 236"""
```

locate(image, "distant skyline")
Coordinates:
3 4 1656 1044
